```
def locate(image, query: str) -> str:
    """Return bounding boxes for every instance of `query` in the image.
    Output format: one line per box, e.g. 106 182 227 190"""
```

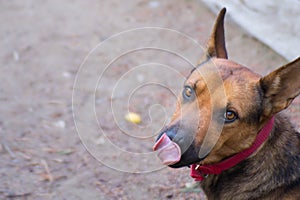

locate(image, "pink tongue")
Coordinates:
153 133 181 165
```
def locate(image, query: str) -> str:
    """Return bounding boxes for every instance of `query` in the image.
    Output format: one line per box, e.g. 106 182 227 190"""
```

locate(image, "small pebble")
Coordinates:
185 181 199 189
95 137 106 145
136 74 145 82
62 71 71 78
54 120 66 128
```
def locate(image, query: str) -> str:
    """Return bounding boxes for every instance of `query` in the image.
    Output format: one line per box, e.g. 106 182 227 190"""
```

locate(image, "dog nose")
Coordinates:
156 125 178 142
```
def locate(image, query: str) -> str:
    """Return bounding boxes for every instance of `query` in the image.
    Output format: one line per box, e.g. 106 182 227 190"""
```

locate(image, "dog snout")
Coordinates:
156 125 179 142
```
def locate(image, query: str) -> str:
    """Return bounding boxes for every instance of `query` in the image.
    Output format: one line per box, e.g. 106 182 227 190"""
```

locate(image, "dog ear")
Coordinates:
260 57 300 117
206 8 228 59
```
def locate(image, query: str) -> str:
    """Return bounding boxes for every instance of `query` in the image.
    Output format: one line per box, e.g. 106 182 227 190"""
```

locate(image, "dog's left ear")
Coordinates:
206 8 228 59
260 57 300 117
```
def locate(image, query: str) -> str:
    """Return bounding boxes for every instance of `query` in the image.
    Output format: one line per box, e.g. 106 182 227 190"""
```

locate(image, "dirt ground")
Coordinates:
1 0 299 200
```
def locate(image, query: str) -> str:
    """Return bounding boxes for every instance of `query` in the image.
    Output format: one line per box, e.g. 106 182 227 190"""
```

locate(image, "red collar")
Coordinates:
191 117 275 181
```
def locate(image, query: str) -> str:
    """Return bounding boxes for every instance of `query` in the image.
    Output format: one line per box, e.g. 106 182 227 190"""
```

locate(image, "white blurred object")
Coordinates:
136 74 145 82
54 120 66 128
95 136 106 145
149 1 160 8
13 51 19 61
201 0 300 60
62 71 71 78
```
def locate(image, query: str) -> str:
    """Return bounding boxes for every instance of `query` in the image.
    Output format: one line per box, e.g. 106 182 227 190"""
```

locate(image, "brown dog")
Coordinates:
153 8 300 199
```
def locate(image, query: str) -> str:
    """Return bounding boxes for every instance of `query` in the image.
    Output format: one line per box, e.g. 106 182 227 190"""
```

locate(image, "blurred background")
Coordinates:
0 0 299 199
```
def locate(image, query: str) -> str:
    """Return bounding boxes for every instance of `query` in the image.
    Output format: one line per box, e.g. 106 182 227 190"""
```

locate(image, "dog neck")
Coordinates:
190 116 275 181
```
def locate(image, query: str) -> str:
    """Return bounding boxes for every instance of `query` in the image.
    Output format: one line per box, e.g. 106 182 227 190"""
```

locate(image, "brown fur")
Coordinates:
156 8 300 199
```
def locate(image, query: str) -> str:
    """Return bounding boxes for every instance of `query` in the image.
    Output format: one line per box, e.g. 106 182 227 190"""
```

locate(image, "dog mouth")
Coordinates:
153 133 182 165
153 132 203 168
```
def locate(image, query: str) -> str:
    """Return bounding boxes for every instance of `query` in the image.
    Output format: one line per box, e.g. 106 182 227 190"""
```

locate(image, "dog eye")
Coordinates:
224 110 238 123
183 86 194 99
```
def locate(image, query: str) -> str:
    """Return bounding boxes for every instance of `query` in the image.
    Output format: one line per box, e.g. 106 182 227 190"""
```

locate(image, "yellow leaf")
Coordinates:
125 112 142 124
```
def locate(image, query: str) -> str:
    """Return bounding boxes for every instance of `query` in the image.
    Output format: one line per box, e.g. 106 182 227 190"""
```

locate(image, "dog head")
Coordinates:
153 8 300 168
